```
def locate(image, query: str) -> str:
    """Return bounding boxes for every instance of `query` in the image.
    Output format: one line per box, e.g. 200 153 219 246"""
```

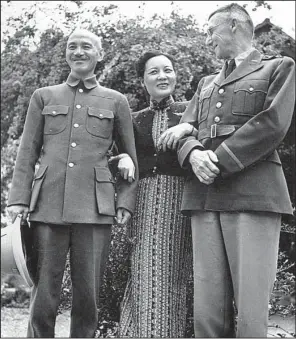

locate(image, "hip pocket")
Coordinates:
29 165 48 212
95 167 116 216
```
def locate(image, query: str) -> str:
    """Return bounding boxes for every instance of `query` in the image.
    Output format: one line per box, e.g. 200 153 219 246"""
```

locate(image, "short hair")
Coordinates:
68 29 102 50
208 3 254 36
136 51 176 78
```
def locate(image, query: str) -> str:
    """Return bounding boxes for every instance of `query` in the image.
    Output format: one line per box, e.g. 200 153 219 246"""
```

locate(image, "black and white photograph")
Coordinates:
1 1 295 337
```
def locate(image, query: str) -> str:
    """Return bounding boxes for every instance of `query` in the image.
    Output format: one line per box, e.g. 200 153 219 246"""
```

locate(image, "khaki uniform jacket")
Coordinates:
178 49 295 215
7 74 139 224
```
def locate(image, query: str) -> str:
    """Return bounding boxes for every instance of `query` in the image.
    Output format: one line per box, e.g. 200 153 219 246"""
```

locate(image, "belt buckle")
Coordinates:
210 124 217 138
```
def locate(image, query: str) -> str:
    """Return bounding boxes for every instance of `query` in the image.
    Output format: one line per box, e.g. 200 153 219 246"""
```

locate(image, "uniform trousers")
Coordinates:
191 210 281 338
27 222 112 338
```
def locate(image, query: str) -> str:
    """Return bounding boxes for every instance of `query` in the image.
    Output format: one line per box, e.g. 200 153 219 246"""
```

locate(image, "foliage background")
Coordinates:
1 1 295 336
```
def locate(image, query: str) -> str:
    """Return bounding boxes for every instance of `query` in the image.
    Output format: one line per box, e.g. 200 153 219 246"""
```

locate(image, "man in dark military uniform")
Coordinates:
7 29 138 337
163 3 295 338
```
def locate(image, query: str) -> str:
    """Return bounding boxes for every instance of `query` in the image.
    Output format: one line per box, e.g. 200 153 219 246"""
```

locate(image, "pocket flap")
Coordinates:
199 87 214 102
234 80 268 94
95 167 115 183
88 108 114 119
34 165 48 180
42 105 69 116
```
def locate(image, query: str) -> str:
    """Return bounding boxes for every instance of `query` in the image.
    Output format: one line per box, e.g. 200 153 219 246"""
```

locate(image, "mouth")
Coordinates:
72 59 88 62
157 83 169 88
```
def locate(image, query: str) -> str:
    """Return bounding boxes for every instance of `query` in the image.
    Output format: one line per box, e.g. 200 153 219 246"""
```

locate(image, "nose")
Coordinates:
206 35 212 46
158 70 167 79
74 46 84 56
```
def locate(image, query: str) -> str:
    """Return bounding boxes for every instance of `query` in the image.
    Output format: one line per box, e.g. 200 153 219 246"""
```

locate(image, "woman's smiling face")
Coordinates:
143 55 176 102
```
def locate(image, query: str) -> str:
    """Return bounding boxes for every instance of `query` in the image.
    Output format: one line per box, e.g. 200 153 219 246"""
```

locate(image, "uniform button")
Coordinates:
76 104 81 109
68 162 74 168
153 166 157 170
214 116 220 123
249 87 254 91
73 123 79 128
153 153 157 157
78 89 83 93
71 142 77 147
216 102 222 108
52 110 57 115
99 113 103 118
218 88 224 94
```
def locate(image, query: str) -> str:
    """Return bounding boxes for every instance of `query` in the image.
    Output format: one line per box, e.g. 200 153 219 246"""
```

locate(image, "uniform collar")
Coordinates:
234 47 256 67
66 73 98 89
149 95 174 110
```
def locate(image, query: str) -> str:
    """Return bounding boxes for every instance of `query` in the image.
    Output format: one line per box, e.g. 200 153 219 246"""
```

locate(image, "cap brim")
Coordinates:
11 217 33 287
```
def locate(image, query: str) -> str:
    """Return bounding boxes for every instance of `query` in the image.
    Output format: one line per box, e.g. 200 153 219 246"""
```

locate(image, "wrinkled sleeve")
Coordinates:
8 89 45 206
113 94 139 214
177 79 205 168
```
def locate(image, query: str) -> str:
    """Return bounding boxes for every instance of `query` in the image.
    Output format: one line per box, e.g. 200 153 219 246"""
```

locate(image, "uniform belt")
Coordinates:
198 124 240 139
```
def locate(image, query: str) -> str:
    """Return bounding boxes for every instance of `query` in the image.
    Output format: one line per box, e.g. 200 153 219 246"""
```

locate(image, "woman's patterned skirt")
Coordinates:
119 174 192 338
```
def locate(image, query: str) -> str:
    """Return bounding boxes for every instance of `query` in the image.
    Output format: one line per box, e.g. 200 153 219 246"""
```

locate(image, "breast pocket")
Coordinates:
198 87 214 124
232 80 268 116
86 107 114 139
42 105 69 134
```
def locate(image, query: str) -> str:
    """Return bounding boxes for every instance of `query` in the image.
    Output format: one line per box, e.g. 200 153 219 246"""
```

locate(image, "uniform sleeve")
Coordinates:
215 57 295 178
7 89 45 206
177 79 205 168
113 94 139 214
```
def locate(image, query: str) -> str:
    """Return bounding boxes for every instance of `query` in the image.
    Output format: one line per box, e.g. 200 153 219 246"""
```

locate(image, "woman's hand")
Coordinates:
157 123 196 152
108 153 135 183
115 207 132 225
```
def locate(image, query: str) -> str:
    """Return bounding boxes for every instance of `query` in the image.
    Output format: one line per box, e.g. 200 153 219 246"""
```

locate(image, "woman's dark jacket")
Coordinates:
132 101 190 179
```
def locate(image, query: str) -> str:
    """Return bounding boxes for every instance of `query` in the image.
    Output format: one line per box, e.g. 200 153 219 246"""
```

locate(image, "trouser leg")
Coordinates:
27 223 70 338
69 223 112 338
220 211 281 337
191 211 235 338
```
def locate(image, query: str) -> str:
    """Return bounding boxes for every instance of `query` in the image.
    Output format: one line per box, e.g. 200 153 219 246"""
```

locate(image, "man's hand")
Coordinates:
157 123 195 152
7 205 29 223
115 207 132 225
108 153 135 183
189 149 220 185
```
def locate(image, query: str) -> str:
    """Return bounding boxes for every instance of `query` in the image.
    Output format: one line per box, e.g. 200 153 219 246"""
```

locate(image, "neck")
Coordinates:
229 41 252 60
70 71 95 80
150 95 171 103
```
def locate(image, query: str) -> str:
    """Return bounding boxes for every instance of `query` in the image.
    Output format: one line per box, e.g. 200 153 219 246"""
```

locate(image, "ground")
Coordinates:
1 306 295 338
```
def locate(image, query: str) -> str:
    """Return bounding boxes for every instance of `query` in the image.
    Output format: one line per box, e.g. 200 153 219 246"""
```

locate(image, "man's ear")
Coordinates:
97 49 104 62
231 18 238 33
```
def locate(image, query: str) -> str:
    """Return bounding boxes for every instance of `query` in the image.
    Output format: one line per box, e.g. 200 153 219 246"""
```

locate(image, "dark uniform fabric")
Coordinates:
27 222 111 338
7 74 138 338
8 74 138 224
179 49 295 215
177 49 295 337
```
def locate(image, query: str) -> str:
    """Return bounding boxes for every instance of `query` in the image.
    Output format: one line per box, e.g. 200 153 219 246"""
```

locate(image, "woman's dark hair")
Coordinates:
136 51 176 78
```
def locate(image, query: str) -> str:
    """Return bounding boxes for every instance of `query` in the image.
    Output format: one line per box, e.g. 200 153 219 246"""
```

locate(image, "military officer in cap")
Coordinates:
7 29 138 338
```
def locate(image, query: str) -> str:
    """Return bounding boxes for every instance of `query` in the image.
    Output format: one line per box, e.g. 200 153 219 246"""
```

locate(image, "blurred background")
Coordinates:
1 1 295 337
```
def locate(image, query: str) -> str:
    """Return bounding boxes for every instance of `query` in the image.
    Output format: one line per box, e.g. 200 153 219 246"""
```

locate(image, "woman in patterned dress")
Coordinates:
114 51 197 338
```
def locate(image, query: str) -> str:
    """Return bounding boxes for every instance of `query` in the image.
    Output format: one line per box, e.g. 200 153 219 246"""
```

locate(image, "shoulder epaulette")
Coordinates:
262 54 283 60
